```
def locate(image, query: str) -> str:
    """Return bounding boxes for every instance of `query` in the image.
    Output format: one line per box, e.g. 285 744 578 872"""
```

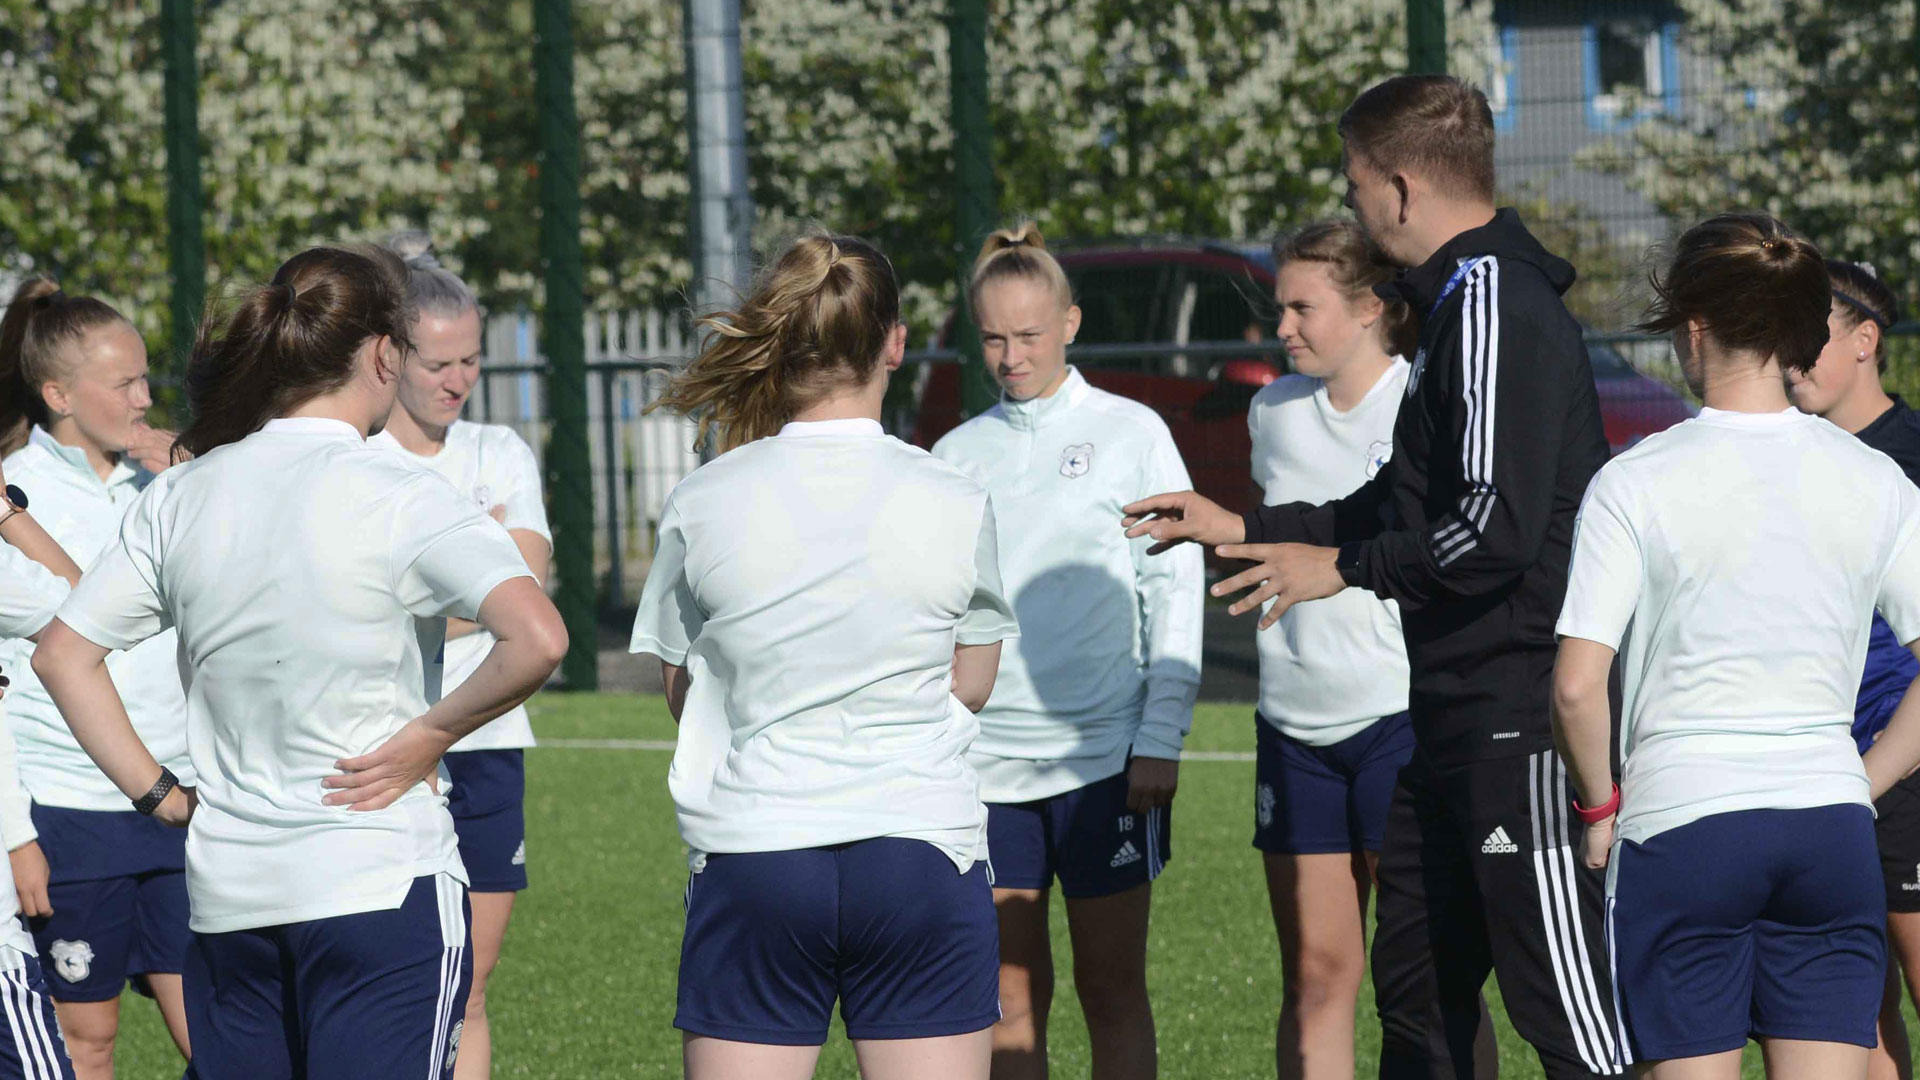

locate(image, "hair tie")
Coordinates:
31 289 62 309
1834 288 1891 329
404 252 441 271
276 282 298 309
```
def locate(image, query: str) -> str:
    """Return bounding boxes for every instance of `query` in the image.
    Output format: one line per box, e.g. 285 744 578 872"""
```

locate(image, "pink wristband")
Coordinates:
1573 782 1620 824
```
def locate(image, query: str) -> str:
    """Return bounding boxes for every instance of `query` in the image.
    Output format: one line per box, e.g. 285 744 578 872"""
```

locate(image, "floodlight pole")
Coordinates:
1407 0 1447 75
950 0 998 417
161 0 204 366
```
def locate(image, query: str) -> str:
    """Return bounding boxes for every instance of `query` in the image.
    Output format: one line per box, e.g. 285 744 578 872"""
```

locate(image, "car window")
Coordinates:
1068 265 1175 346
1588 343 1635 378
1185 268 1277 343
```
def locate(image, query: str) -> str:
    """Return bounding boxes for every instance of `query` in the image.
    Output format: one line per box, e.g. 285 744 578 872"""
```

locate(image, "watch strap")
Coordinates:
132 767 179 816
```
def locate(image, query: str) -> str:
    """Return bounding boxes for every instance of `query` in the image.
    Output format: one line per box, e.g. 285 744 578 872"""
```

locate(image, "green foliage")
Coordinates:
1 0 1495 356
1584 0 1920 312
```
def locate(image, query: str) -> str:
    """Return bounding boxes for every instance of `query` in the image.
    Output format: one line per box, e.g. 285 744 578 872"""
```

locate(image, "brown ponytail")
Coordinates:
177 246 413 457
651 233 900 452
1638 212 1830 375
968 221 1072 315
1273 221 1416 359
0 278 131 454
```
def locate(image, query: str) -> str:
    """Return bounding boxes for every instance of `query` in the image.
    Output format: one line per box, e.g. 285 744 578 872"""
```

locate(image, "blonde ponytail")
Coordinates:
652 233 901 451
968 220 1072 315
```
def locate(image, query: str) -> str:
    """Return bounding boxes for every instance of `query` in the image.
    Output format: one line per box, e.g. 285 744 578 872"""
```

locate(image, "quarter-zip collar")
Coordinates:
28 425 138 490
777 417 884 439
1001 366 1089 432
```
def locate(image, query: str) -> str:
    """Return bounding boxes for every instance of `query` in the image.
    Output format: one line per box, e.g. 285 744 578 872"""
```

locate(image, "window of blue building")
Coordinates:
1584 17 1679 131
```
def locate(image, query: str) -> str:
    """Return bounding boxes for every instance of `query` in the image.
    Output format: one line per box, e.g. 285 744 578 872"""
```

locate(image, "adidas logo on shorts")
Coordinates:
1110 841 1143 868
1481 826 1519 855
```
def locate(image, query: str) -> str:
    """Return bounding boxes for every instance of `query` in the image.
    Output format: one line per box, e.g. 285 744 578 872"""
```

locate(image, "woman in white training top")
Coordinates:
1554 213 1920 1078
0 278 195 1078
931 224 1204 1080
370 231 550 1080
29 245 567 1080
632 233 1016 1080
0 446 87 1079
1247 222 1423 1080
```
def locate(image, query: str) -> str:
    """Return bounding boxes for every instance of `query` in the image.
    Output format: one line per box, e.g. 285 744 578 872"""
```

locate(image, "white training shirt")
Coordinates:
1557 407 1920 852
55 417 533 934
0 545 72 966
932 367 1204 803
372 421 551 751
1249 363 1411 745
2 427 195 810
630 418 1019 873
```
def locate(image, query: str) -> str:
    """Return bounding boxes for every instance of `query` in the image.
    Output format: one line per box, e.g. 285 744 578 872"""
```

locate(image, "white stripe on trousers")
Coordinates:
1604 896 1634 1068
427 874 469 1079
0 967 60 1080
1527 751 1623 1075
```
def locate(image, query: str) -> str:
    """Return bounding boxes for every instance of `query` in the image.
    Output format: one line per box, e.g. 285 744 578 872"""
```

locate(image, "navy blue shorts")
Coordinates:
444 750 527 893
182 874 472 1080
27 805 189 1001
985 768 1170 899
1609 803 1885 1061
677 838 999 1045
0 958 76 1079
1252 711 1413 855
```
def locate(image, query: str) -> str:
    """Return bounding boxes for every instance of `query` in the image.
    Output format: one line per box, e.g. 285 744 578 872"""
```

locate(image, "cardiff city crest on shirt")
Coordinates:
1366 440 1393 479
49 939 92 983
1059 443 1094 479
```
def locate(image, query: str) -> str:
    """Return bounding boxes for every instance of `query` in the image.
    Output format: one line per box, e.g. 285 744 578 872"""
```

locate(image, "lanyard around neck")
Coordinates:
1427 257 1489 321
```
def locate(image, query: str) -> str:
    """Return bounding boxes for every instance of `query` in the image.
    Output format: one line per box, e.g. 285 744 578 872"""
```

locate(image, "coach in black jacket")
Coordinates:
1126 77 1622 1079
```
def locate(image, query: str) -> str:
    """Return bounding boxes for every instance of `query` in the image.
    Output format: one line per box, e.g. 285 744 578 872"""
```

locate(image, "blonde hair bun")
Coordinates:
978 221 1047 261
969 220 1071 313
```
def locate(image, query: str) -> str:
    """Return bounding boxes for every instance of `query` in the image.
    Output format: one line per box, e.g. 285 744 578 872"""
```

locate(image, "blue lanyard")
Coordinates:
1427 257 1488 321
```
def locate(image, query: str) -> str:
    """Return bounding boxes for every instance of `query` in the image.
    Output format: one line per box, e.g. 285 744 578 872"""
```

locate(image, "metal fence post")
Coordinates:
535 0 597 690
1406 0 1447 76
161 0 204 368
949 0 998 417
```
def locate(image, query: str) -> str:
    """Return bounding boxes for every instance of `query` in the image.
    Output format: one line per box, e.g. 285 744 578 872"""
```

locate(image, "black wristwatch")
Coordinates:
132 767 178 816
1335 541 1365 587
0 484 26 528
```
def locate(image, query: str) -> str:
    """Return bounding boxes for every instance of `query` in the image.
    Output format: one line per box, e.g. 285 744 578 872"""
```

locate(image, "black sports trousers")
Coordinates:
1372 748 1627 1079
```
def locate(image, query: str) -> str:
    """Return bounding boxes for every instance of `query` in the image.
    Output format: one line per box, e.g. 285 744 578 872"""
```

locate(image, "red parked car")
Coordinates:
910 242 1693 519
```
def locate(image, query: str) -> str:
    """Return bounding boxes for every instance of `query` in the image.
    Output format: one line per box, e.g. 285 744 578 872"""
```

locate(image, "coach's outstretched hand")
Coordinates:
324 718 453 811
1122 490 1245 553
1213 543 1346 629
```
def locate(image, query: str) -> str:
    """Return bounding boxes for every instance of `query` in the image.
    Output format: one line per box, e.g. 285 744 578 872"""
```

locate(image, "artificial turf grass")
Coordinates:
107 694 1892 1077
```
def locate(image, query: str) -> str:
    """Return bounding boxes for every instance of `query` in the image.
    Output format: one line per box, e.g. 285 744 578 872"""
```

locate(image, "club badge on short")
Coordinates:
48 939 92 983
1059 443 1093 479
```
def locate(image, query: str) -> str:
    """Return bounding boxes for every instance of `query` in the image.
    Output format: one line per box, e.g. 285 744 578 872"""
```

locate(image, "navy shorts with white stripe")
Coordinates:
985 767 1171 899
182 873 472 1080
0 957 75 1080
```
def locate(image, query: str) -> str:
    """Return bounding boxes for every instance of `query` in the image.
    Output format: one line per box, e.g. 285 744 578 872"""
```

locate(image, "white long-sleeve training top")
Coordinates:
933 367 1204 803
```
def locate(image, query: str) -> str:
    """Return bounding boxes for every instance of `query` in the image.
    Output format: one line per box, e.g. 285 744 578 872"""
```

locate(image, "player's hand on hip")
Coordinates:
1212 543 1346 629
154 786 197 828
1121 490 1245 553
1583 816 1615 870
1126 756 1179 811
8 842 51 917
323 718 455 811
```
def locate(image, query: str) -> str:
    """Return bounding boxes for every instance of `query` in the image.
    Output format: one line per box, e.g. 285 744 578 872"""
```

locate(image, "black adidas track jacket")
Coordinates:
1244 210 1609 766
